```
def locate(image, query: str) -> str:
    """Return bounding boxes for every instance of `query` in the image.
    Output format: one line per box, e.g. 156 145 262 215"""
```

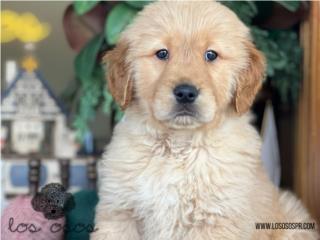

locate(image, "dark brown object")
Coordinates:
60 159 70 189
87 157 97 190
63 2 116 52
28 157 41 196
256 2 309 29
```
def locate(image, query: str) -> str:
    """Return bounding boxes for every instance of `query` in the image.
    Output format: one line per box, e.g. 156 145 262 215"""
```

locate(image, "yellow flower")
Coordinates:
1 10 19 43
1 10 50 43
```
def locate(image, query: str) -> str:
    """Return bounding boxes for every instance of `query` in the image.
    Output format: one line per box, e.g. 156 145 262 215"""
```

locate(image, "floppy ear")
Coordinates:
103 40 133 110
234 42 266 114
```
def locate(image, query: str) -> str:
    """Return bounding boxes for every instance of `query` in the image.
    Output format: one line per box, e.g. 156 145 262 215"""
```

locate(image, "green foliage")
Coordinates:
125 1 152 9
73 0 99 15
73 34 116 140
73 65 104 140
221 1 302 105
276 1 300 12
70 0 303 140
102 86 113 115
251 27 287 76
105 3 138 45
75 34 104 82
269 30 301 102
113 103 124 123
251 27 301 103
222 1 258 25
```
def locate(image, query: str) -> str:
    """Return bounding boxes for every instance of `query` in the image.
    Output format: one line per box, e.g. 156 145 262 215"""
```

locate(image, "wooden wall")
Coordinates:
295 1 320 225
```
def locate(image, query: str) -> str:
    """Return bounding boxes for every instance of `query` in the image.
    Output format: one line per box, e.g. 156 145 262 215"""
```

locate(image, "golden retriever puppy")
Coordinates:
92 1 319 240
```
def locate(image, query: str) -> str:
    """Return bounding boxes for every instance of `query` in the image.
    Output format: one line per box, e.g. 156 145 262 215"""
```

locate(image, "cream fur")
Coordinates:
92 109 318 240
92 1 319 240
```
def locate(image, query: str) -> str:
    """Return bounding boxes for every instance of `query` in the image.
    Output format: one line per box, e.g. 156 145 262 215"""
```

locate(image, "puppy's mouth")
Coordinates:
169 105 200 127
173 105 198 118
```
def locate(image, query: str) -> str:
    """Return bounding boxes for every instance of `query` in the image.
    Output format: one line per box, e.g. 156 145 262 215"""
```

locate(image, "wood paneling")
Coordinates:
295 1 320 224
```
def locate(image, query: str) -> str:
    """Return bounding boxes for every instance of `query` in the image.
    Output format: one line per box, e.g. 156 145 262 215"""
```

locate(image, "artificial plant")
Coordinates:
62 0 304 140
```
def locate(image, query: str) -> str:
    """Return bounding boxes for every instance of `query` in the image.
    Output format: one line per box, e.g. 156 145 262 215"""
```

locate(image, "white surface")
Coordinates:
54 116 78 158
5 60 17 85
261 102 281 186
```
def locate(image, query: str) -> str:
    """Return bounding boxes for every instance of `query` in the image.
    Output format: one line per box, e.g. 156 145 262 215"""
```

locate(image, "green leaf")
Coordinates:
73 0 99 15
125 1 152 9
75 33 104 83
268 30 302 104
105 3 138 45
102 90 113 115
59 78 80 110
82 65 104 108
73 115 89 141
73 66 105 141
245 1 258 15
275 1 300 12
112 102 124 123
221 1 258 24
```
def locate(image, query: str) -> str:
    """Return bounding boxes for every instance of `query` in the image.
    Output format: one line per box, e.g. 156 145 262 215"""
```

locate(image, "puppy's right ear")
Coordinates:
103 40 133 110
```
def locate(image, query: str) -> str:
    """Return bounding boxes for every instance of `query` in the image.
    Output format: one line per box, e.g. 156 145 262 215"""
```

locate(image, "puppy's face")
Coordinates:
106 2 265 130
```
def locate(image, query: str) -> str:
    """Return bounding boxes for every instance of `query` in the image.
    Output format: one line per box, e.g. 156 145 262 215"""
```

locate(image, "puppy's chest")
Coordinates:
133 142 233 229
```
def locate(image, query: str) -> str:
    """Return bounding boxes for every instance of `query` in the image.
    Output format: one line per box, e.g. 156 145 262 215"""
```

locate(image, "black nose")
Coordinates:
173 84 199 104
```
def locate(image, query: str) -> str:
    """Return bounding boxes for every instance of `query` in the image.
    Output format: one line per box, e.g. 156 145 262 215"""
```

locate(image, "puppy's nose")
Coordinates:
173 84 199 104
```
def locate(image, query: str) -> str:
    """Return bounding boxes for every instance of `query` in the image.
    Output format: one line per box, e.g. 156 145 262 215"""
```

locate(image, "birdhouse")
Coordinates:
1 56 89 196
1 56 77 157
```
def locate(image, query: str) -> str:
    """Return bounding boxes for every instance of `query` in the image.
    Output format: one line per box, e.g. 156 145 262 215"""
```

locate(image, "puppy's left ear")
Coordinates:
103 40 134 110
234 42 266 114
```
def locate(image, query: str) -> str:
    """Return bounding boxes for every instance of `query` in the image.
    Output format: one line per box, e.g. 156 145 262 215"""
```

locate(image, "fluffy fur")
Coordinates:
92 1 319 239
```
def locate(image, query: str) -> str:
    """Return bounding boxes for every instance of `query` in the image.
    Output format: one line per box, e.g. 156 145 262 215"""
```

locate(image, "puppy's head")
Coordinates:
105 2 265 129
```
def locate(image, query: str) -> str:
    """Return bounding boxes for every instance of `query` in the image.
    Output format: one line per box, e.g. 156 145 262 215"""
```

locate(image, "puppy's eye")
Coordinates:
155 49 169 60
205 50 218 62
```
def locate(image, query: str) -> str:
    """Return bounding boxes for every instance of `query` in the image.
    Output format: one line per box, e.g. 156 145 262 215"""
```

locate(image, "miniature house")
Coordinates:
1 57 77 158
1 57 89 196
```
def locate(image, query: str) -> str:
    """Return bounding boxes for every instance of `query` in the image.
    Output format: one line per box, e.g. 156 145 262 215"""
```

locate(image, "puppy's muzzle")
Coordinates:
173 84 199 104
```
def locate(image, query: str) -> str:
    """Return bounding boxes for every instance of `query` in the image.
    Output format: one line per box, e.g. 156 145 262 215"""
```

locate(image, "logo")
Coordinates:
31 183 75 220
